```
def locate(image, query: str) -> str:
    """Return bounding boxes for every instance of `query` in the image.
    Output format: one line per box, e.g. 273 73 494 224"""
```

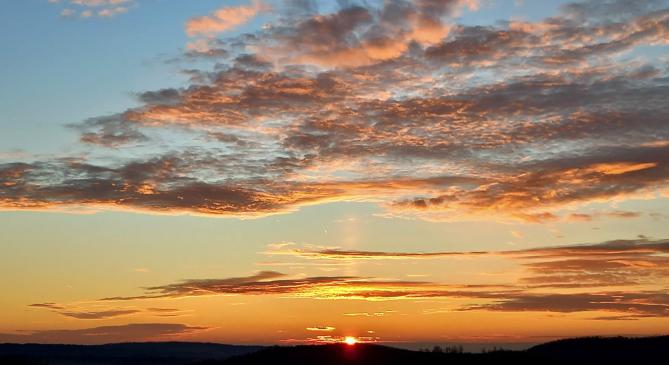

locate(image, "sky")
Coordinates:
1 0 669 347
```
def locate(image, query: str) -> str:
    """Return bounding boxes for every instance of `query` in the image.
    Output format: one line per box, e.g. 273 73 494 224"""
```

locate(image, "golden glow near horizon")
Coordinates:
2 0 669 347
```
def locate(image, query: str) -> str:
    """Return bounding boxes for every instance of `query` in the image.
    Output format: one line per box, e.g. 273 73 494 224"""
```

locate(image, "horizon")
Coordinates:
2 0 669 347
1 335 668 353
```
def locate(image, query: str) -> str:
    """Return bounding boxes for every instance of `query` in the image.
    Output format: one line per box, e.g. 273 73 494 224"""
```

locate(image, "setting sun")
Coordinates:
344 337 358 346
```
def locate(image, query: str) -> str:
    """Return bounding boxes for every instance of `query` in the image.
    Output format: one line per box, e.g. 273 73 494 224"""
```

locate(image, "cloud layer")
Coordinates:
0 323 207 344
5 0 668 222
94 238 669 319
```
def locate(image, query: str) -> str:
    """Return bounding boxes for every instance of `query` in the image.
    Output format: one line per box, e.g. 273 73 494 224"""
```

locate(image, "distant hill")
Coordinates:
2 335 668 365
212 343 522 365
0 342 263 365
527 335 669 363
215 335 669 365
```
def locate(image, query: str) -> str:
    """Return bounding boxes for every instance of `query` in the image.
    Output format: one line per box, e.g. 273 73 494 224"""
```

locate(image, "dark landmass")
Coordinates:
1 335 667 365
216 335 669 365
0 342 263 365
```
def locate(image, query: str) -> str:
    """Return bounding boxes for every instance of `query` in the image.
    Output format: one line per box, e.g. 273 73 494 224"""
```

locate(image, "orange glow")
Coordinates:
344 336 358 346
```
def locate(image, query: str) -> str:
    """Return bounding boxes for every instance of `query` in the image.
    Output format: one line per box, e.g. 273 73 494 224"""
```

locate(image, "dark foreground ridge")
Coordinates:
0 342 263 365
1 335 668 365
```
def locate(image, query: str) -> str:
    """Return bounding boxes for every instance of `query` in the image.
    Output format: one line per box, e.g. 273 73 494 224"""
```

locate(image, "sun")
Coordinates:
344 336 358 346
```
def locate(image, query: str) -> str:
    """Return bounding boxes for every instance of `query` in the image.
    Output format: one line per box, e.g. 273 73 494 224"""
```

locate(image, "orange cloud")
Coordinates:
186 0 269 36
306 326 336 332
258 0 479 67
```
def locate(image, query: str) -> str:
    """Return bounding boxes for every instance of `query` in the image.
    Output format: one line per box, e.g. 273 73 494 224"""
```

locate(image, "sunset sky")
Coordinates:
1 0 669 347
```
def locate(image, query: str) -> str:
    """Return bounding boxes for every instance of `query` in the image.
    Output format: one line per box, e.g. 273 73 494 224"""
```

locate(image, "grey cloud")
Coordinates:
464 292 669 317
0 323 208 344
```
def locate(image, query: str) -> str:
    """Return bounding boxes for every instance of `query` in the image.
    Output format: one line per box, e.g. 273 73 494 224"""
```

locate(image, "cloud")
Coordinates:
281 334 379 344
33 237 663 320
265 238 669 265
98 267 669 318
463 292 669 317
186 1 269 36
71 114 148 147
51 0 133 18
100 270 512 301
265 245 491 260
343 311 395 317
29 302 186 320
0 157 486 217
5 0 668 221
306 326 335 332
391 144 669 221
0 323 208 344
258 0 479 67
29 302 64 310
57 309 141 320
566 210 643 222
506 238 669 289
303 237 664 292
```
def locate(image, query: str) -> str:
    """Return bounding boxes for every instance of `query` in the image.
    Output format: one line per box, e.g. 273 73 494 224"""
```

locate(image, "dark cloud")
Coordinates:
509 238 669 257
267 247 491 260
233 54 273 71
28 302 186 320
0 323 208 344
102 271 360 300
99 269 519 301
57 309 142 320
464 292 669 317
0 155 488 216
71 114 148 148
507 239 669 288
28 303 64 310
137 88 182 106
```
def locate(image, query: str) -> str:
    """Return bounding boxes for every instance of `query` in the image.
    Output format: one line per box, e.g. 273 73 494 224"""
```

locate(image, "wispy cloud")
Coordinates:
50 0 133 18
268 238 669 291
29 302 185 320
280 334 379 344
29 238 660 320
305 326 335 332
463 292 669 318
265 245 491 260
0 323 208 344
99 270 509 301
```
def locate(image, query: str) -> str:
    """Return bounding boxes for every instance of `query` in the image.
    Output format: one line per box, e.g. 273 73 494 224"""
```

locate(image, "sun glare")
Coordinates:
344 336 358 346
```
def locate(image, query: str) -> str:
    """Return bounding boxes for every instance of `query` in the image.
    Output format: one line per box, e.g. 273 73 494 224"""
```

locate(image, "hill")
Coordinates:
2 335 668 364
216 335 669 365
0 342 263 365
